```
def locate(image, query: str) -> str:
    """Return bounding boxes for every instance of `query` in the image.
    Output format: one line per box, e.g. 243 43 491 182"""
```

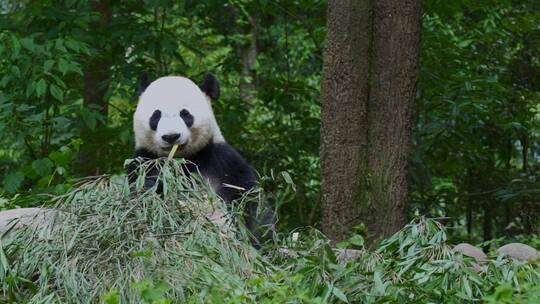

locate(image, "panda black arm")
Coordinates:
197 142 274 248
200 142 258 203
126 148 160 188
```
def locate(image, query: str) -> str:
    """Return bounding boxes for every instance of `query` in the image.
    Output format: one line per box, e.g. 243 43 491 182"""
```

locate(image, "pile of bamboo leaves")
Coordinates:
0 159 267 303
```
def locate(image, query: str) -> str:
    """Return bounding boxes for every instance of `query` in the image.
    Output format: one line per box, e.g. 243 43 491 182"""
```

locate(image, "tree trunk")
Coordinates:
321 0 422 244
77 0 112 176
238 14 257 104
361 0 422 242
483 202 493 243
321 0 372 242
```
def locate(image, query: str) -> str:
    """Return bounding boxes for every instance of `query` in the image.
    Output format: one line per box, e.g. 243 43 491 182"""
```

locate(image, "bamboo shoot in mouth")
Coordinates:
168 144 179 160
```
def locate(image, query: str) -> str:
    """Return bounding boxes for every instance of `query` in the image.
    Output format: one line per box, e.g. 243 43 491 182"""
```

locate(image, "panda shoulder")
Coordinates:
211 142 248 165
210 142 257 188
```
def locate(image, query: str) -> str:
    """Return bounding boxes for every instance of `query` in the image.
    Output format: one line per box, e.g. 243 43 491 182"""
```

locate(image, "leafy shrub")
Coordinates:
1 160 540 303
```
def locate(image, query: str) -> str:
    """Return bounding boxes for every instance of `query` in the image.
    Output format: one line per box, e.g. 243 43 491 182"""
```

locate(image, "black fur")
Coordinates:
126 141 273 248
138 72 151 95
187 142 272 247
186 142 257 203
199 73 220 100
126 148 161 191
149 110 161 131
180 109 194 128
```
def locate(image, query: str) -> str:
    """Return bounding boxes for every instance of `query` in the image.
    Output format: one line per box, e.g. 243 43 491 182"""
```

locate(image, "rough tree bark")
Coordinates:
361 0 422 242
77 0 112 176
321 1 372 242
321 0 422 244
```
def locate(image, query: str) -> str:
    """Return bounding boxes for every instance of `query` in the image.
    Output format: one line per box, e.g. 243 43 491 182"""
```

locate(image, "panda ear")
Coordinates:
199 73 220 100
138 72 151 96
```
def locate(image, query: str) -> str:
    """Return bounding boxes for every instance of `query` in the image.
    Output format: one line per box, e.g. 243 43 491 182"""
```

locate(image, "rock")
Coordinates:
335 249 364 262
0 208 54 233
453 243 488 262
497 243 540 261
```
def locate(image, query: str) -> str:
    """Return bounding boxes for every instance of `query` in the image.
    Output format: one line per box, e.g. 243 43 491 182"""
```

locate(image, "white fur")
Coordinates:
134 76 224 157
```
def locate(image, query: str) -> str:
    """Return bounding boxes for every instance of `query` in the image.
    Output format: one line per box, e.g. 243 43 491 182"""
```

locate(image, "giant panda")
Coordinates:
126 73 272 248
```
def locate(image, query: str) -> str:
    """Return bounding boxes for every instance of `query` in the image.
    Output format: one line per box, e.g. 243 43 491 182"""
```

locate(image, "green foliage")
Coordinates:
484 282 540 304
2 164 540 303
411 0 540 242
0 2 91 197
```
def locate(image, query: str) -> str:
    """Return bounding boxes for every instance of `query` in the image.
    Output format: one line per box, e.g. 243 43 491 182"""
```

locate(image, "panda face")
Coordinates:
149 108 193 150
134 76 223 157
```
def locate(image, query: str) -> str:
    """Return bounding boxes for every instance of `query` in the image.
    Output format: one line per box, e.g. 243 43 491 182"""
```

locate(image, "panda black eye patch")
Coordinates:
180 109 194 128
149 110 161 131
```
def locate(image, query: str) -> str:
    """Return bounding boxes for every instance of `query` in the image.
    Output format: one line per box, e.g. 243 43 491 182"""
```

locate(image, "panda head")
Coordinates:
133 73 223 157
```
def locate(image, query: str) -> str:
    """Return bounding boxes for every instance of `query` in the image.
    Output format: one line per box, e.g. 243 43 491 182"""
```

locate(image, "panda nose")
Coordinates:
161 133 181 144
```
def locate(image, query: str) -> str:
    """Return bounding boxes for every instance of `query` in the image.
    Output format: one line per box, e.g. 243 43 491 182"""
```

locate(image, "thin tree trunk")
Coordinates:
321 0 421 244
77 0 112 176
239 15 257 103
520 135 529 171
483 202 493 242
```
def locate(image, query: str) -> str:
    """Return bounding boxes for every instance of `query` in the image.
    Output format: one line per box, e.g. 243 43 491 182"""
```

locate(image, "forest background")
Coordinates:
1 0 540 246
